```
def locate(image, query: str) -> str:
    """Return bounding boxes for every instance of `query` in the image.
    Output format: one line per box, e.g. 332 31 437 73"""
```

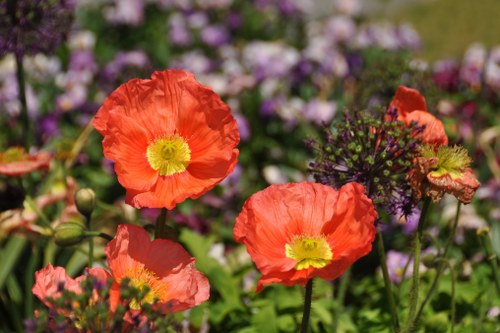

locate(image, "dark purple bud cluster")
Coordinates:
309 108 422 218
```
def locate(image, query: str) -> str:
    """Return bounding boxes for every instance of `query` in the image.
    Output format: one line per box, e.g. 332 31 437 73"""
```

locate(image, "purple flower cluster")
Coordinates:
0 0 75 57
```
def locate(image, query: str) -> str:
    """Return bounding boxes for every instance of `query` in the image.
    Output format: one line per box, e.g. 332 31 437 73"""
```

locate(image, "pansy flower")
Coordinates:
408 144 480 204
234 182 377 291
93 69 240 209
106 224 209 313
0 147 51 176
388 85 448 146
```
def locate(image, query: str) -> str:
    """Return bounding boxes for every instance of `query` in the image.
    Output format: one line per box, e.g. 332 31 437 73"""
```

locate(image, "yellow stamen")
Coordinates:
419 144 472 179
285 234 333 270
125 266 168 310
146 134 191 176
0 147 28 163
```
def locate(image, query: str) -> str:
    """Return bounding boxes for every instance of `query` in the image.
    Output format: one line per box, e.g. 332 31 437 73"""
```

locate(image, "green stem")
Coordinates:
300 279 314 333
332 268 351 332
84 213 94 267
478 228 500 297
15 53 33 149
402 197 431 333
415 202 461 324
377 230 400 332
154 208 168 239
85 231 114 241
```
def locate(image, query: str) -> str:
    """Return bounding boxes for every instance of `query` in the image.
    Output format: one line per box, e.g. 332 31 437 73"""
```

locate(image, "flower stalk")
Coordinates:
377 230 400 332
402 197 431 333
300 279 314 333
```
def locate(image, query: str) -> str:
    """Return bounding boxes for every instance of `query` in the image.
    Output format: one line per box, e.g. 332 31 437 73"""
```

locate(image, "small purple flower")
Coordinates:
168 13 192 46
460 43 487 90
385 250 416 284
433 59 460 91
485 46 500 93
201 25 230 47
302 99 337 125
104 0 145 26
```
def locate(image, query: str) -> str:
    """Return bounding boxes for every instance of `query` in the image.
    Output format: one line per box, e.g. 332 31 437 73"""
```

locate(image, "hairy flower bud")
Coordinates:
75 188 96 218
54 220 86 247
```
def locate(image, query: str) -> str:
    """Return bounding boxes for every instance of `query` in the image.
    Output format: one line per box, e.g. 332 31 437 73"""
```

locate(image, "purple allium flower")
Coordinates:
309 109 421 218
201 25 230 47
0 0 75 57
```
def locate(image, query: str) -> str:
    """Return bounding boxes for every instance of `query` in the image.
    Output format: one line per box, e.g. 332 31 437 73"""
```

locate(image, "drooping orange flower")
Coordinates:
233 182 377 291
32 263 111 313
106 224 209 313
0 147 51 176
388 86 448 146
93 69 240 209
408 144 480 204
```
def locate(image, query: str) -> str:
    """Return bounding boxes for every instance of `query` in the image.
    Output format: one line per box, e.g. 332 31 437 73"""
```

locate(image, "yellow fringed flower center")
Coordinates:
0 147 28 163
419 144 472 179
285 234 333 270
125 266 168 310
146 135 191 176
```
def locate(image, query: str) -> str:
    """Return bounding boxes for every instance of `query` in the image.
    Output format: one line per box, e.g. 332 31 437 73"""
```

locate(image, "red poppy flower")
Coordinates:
93 69 240 209
32 264 110 313
233 182 377 291
0 147 51 176
388 86 448 146
106 224 209 313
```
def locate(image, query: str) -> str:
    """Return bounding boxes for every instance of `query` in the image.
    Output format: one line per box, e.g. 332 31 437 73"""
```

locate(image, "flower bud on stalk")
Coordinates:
75 188 96 219
54 219 86 247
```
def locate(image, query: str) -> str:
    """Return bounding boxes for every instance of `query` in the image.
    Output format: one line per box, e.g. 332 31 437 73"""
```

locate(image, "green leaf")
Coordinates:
252 303 278 333
0 236 27 290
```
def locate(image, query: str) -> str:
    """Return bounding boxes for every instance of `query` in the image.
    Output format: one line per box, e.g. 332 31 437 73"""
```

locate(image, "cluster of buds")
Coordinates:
309 108 422 217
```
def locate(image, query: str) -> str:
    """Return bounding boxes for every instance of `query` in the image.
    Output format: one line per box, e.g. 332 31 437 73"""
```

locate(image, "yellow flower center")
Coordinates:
146 134 191 176
0 147 28 163
419 144 472 179
285 234 333 270
125 266 168 310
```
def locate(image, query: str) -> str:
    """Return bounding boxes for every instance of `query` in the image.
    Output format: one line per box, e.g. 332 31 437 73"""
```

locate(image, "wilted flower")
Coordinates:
0 147 51 176
408 144 481 204
234 182 377 291
0 0 75 57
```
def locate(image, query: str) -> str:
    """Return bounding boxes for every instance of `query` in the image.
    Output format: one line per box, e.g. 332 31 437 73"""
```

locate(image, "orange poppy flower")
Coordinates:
106 224 209 313
93 69 240 209
408 145 480 204
388 86 448 146
0 147 51 176
233 182 377 291
32 263 110 313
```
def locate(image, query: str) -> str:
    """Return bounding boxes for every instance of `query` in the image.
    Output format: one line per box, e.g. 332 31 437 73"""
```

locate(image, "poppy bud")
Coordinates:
54 221 86 247
75 188 96 218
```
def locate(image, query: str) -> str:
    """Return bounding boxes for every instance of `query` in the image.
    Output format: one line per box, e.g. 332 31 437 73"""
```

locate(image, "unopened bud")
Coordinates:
422 253 438 268
75 188 96 217
54 221 86 247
